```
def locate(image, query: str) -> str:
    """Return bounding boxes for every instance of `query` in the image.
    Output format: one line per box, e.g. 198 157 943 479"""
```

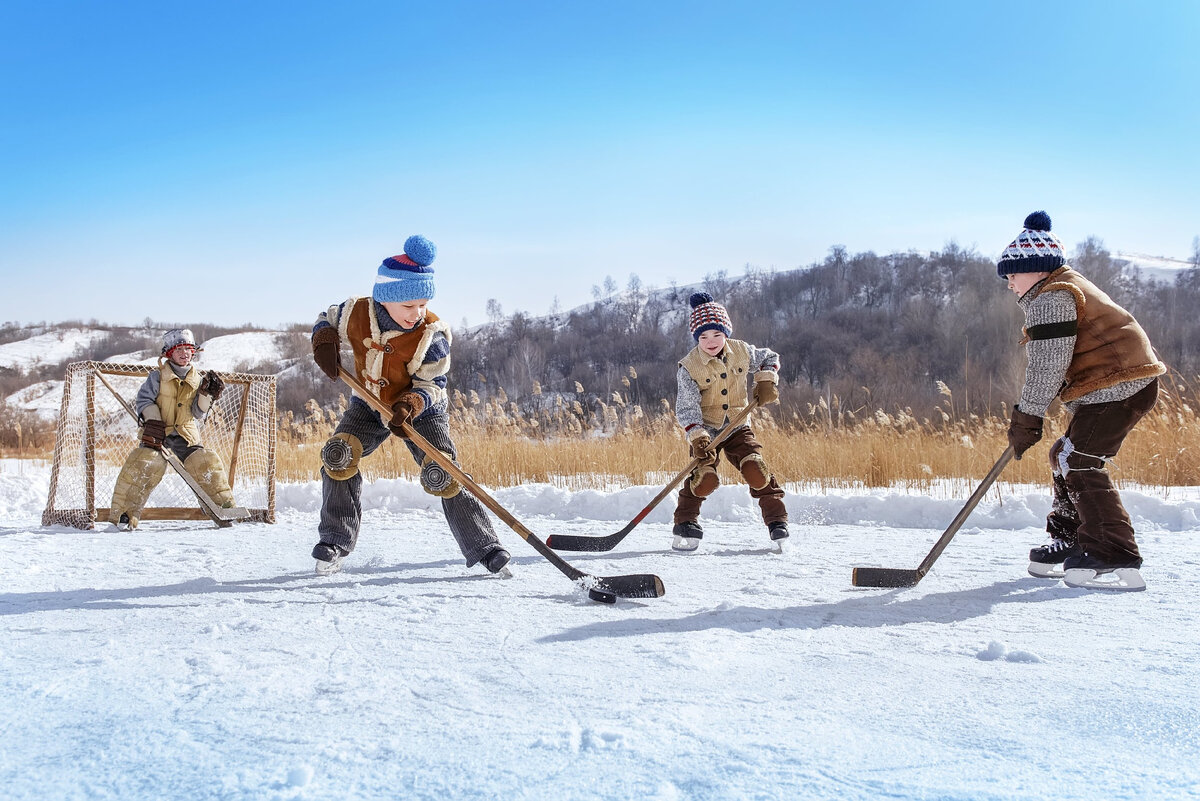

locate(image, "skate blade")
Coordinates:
314 557 343 576
495 566 514 579
1062 567 1146 592
770 537 787 554
671 535 700 552
1027 561 1065 579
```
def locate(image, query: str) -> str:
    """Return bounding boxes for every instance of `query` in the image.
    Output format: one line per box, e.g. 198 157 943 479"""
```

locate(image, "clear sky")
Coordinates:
1 1 1197 329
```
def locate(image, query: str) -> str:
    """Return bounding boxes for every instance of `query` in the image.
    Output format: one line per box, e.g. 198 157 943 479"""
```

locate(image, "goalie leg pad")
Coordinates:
109 446 168 528
322 432 363 481
420 451 462 499
183 449 235 507
689 464 721 498
738 452 773 491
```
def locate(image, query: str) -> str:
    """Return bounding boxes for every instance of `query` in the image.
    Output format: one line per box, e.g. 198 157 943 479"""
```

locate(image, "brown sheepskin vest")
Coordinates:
340 298 445 407
1025 266 1165 401
679 339 753 427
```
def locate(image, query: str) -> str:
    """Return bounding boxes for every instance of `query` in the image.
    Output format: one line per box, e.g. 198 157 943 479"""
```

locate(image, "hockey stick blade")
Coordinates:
851 447 1014 589
852 567 923 588
592 573 666 599
546 402 759 552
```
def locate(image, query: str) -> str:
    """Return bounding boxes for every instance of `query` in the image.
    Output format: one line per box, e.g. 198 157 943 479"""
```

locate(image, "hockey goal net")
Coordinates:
42 361 277 529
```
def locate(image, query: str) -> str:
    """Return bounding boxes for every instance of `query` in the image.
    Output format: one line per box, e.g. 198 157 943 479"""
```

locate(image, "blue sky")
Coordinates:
1 1 1197 330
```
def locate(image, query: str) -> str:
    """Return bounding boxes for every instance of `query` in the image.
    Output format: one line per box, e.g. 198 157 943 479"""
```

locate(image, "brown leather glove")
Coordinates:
311 326 341 381
199 370 224 400
388 392 426 438
689 433 717 465
1007 405 1044 460
753 379 779 405
141 418 166 450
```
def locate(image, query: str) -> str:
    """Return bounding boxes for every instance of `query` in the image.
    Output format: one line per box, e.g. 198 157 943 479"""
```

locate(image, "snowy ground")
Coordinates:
3 458 1199 800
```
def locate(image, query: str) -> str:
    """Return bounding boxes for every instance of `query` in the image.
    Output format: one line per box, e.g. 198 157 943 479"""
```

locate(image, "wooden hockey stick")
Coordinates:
852 446 1014 588
94 369 250 528
338 367 665 602
546 400 760 552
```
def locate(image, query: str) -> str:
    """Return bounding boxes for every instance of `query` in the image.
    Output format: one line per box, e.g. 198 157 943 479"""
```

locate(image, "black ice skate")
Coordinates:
671 521 703 552
768 521 789 553
483 548 513 579
312 541 347 576
1027 536 1082 579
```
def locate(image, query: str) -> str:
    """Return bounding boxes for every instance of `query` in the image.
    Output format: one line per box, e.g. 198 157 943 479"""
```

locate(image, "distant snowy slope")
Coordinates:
193 331 288 372
1115 251 1195 283
0 329 109 371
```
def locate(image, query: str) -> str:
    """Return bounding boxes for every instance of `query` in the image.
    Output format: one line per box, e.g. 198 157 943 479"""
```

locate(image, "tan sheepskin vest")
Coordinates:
340 298 449 408
156 365 203 446
1025 266 1165 401
679 339 753 427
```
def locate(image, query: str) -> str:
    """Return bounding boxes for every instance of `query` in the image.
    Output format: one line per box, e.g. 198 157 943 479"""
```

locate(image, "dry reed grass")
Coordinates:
272 377 1200 491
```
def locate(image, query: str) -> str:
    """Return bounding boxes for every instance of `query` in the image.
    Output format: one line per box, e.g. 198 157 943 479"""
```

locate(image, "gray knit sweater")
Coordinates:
1017 284 1154 417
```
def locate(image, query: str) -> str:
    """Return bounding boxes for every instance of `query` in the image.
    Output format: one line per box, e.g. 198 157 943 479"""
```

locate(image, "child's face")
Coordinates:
168 345 195 366
382 299 429 329
1006 271 1049 298
698 330 727 357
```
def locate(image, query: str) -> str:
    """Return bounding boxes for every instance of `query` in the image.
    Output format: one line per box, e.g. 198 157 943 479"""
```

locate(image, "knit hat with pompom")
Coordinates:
374 235 437 302
997 211 1066 277
688 292 733 341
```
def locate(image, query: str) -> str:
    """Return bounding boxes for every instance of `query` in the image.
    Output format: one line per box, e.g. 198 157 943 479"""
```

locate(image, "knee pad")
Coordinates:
689 465 720 497
738 453 773 491
420 451 462 499
183 449 234 506
322 433 362 481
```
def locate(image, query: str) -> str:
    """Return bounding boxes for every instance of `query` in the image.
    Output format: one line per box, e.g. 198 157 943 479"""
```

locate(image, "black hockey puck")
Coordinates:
588 587 617 604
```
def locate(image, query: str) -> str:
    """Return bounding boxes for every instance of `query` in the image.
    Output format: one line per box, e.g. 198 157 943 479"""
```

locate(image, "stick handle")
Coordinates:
338 368 543 548
915 446 1014 576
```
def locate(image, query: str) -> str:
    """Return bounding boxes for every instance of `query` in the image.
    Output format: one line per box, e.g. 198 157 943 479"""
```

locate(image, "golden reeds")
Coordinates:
271 377 1200 490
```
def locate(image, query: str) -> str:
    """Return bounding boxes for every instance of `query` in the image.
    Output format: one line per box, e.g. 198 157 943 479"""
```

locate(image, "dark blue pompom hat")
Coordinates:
997 211 1066 277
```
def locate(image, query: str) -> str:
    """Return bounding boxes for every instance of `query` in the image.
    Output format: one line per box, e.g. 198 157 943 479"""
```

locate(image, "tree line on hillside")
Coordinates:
444 238 1200 427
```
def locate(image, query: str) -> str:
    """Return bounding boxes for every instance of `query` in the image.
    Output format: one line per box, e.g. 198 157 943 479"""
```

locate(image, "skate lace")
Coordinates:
1045 538 1075 555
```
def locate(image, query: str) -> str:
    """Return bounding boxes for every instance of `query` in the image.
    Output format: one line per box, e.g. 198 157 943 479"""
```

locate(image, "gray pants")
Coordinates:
318 398 503 566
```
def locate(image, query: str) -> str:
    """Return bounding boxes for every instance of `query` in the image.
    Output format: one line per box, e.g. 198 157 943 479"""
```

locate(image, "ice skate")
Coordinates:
312 541 347 576
483 548 513 579
671 521 702 552
1027 536 1082 579
1062 552 1146 592
768 521 789 553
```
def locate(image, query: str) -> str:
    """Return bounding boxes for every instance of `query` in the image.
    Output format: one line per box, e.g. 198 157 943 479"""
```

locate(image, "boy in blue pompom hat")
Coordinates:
307 235 510 576
670 291 789 552
998 211 1165 589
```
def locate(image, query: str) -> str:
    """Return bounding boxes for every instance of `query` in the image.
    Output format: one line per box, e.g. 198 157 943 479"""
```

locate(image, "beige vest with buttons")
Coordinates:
679 339 752 427
156 366 203 446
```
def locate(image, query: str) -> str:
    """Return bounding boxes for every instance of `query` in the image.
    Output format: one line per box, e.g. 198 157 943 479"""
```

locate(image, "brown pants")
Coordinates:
1047 378 1159 563
673 426 788 525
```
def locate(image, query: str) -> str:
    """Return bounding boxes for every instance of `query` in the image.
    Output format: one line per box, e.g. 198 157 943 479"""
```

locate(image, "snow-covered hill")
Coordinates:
0 328 110 371
2 458 1199 800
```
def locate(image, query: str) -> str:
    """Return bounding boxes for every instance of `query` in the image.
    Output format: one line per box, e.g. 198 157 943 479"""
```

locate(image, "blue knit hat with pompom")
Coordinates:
997 211 1066 277
374 235 437 302
688 292 733 341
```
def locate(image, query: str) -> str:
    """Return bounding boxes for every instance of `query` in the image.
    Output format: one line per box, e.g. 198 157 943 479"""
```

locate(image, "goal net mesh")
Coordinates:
42 361 277 529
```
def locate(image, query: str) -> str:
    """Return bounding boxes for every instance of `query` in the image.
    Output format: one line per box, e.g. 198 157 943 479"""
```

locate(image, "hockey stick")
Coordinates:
852 446 1014 588
546 400 760 552
338 367 665 603
94 369 250 528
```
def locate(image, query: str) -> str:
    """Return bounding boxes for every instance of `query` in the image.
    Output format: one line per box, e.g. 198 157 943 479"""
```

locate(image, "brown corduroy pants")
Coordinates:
1047 378 1159 563
673 425 788 525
